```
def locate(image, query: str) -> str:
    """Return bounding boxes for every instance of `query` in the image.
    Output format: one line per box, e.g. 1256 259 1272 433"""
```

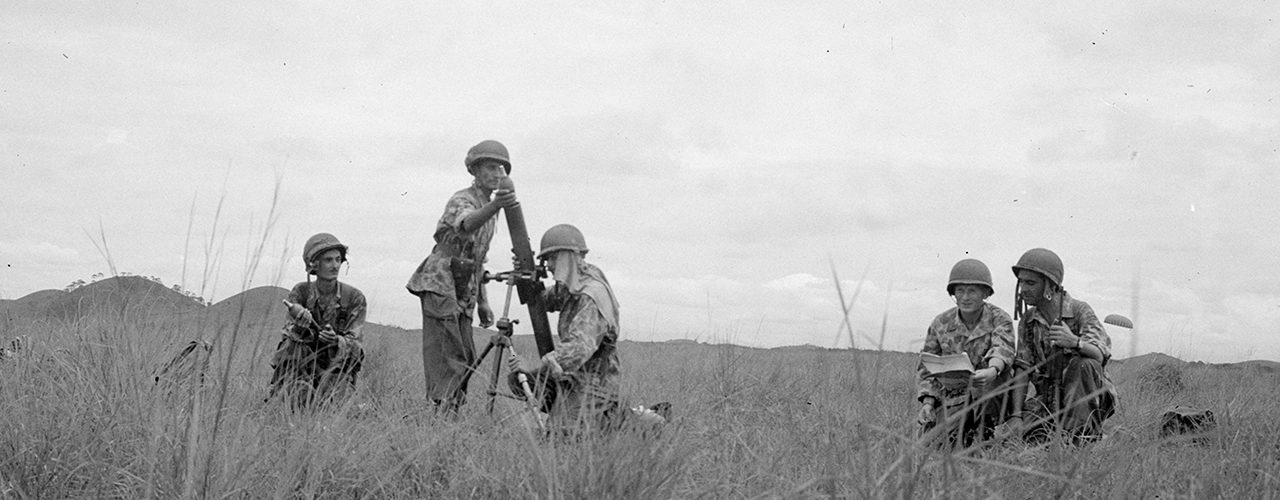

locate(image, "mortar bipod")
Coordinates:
460 269 544 430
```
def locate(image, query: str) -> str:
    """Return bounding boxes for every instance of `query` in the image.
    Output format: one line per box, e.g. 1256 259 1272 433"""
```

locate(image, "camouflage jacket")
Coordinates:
405 183 496 316
546 290 620 384
1015 292 1112 395
286 280 367 341
916 302 1015 403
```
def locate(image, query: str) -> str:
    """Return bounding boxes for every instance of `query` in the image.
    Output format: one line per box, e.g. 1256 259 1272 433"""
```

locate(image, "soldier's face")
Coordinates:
471 161 507 190
1017 270 1046 305
952 284 989 314
314 249 343 281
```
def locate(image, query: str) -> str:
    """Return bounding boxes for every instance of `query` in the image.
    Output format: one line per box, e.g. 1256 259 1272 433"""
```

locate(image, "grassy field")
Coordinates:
1 299 1278 499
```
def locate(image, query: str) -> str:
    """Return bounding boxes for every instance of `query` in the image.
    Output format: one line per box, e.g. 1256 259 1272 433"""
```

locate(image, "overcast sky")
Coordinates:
3 2 1277 363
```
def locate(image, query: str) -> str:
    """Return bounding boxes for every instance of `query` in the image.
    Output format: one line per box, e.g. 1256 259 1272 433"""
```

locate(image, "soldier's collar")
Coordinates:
1026 292 1075 325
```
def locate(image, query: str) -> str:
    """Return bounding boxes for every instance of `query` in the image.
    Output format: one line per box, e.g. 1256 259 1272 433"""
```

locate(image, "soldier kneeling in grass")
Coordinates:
507 224 667 434
1006 248 1117 444
916 259 1016 447
267 233 367 408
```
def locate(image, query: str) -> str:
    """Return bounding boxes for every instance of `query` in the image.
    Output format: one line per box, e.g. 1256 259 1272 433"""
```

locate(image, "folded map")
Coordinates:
920 352 975 375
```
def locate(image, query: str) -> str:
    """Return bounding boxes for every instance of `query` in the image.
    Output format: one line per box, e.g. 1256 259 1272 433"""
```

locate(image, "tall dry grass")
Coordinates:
2 299 1279 498
2 201 1278 497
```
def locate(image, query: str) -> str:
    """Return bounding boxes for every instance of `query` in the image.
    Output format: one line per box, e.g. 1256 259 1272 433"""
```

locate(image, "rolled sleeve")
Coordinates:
1073 301 1111 362
447 194 482 232
983 308 1016 372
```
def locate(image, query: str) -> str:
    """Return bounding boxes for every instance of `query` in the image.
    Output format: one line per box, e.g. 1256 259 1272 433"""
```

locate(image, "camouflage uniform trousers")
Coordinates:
550 372 622 432
1021 356 1116 444
514 369 624 436
922 370 1015 447
420 292 476 413
267 330 364 408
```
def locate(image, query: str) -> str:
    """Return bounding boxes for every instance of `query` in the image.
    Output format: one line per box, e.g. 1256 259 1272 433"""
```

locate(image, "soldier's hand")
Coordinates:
299 309 315 326
493 188 518 208
287 302 314 326
1047 324 1079 349
506 354 525 374
317 325 338 343
540 352 564 377
477 302 495 328
917 401 937 426
971 367 999 387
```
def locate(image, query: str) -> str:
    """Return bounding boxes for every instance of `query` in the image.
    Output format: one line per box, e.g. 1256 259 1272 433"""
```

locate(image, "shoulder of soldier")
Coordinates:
449 185 472 197
340 284 367 303
1064 294 1099 317
929 307 959 329
984 303 1014 323
571 285 601 308
287 281 310 300
450 185 486 203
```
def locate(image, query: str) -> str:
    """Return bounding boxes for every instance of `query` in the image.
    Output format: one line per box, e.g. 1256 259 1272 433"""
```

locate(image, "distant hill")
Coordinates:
1110 351 1280 374
13 289 67 305
0 289 67 324
771 344 834 352
205 286 290 331
1112 351 1183 369
1232 359 1280 374
0 276 204 325
0 279 413 341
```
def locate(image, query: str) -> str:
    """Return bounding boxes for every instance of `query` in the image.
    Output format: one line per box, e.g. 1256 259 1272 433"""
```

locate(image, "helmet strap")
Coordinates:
1013 282 1022 321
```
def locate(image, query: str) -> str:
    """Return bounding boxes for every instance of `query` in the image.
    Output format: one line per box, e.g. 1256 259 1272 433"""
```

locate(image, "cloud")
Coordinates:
523 112 685 182
763 273 829 292
3 2 1277 364
0 240 81 263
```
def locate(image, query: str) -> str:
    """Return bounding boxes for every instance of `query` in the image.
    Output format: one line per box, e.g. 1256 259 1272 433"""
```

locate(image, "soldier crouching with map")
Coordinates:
916 258 1016 447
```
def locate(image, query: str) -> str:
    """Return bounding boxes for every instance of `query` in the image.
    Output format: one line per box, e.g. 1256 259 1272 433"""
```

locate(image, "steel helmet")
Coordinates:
947 258 994 296
303 233 348 274
537 224 588 259
1012 248 1064 287
465 140 511 174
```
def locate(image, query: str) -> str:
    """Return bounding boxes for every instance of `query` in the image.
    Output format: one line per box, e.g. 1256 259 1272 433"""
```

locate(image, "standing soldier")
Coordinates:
406 140 518 414
268 233 366 408
916 258 1015 446
1006 248 1117 444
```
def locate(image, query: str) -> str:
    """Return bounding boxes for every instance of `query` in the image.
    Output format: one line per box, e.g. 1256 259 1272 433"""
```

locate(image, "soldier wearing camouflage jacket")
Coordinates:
916 259 1015 446
268 233 366 408
406 140 517 414
1008 248 1118 444
509 224 626 432
917 303 1016 404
